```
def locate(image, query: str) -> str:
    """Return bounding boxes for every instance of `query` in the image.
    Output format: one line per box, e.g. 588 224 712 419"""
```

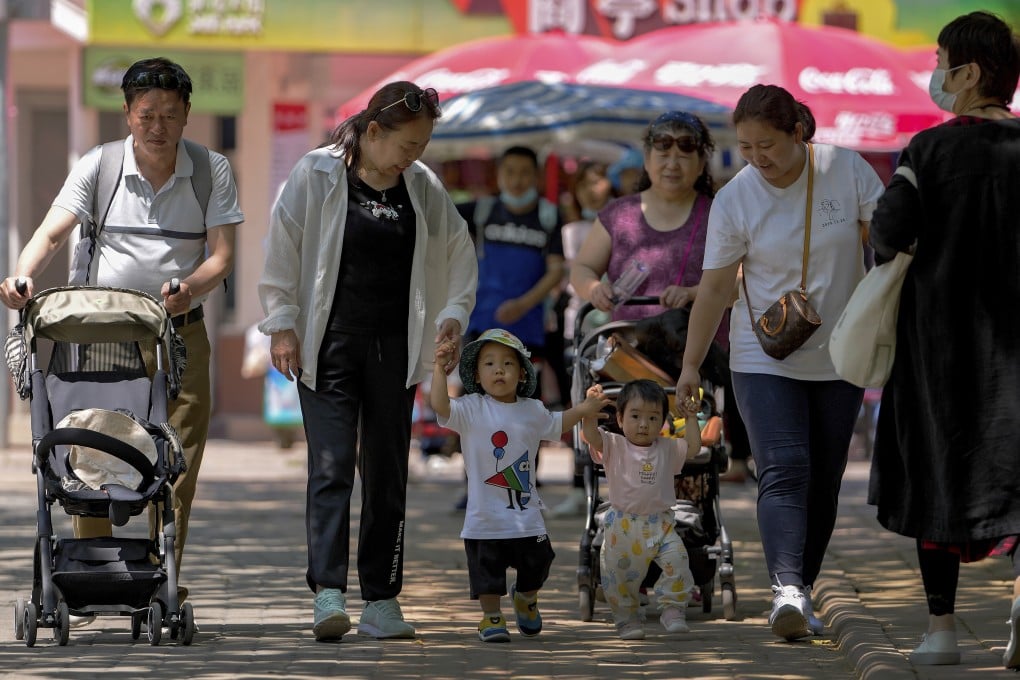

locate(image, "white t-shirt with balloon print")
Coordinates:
440 393 562 540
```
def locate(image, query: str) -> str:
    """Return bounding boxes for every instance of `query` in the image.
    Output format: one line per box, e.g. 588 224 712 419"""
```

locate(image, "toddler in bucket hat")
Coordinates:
459 328 538 398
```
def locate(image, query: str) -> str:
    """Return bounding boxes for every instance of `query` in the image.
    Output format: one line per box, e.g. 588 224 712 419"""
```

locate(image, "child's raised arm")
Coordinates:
431 341 455 419
575 385 608 462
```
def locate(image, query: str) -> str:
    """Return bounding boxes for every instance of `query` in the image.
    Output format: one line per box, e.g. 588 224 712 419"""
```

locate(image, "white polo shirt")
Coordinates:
53 136 244 303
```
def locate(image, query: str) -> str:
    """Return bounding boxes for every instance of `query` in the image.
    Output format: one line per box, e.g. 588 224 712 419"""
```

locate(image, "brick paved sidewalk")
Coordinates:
0 441 1014 679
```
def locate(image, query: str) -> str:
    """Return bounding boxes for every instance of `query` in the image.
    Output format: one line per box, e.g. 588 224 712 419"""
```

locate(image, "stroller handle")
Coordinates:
14 277 27 296
572 295 661 342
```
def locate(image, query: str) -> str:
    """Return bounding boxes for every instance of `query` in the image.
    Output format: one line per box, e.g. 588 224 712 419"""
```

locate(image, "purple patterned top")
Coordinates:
598 192 729 348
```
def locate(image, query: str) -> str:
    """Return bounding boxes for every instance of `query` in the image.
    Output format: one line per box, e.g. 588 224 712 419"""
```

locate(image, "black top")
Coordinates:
868 116 1020 544
327 168 416 335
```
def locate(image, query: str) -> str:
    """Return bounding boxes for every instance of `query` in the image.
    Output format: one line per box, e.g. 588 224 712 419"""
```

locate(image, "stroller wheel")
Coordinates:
147 602 163 646
579 585 594 622
13 598 25 640
180 603 196 646
24 601 38 647
54 601 69 646
722 583 738 621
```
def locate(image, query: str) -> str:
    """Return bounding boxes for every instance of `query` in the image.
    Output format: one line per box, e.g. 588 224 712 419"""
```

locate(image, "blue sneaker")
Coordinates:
478 613 511 642
357 598 416 639
510 583 542 637
313 588 351 641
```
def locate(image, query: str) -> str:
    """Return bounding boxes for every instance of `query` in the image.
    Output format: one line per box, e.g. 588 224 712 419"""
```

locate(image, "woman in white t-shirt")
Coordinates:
675 84 884 642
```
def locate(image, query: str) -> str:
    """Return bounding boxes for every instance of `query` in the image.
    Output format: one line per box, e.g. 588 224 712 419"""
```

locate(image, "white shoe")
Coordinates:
547 490 586 518
909 630 960 665
803 585 824 635
769 584 810 641
1004 597 1020 669
69 614 95 629
660 606 689 633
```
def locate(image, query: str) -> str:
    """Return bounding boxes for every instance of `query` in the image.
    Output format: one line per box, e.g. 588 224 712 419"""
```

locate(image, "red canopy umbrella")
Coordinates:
574 20 945 152
335 32 615 122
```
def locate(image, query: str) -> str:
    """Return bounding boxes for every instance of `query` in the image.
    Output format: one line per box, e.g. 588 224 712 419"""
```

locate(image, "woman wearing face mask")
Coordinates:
866 11 1020 668
258 80 477 642
675 87 884 642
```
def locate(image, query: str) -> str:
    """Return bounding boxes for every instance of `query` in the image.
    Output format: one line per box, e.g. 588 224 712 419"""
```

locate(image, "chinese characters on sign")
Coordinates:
526 0 798 40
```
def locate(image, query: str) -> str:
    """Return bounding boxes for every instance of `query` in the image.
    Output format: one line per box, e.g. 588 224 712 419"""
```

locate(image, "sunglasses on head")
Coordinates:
126 72 185 91
378 88 440 114
649 134 700 154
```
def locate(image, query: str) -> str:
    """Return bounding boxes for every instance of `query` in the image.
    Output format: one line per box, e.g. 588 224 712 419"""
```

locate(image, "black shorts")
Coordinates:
464 535 556 599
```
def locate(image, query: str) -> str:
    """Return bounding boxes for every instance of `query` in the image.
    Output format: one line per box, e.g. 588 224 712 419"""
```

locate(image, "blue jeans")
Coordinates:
732 372 863 588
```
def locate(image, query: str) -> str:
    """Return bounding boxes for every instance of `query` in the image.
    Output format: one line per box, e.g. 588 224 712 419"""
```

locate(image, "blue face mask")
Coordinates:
500 187 538 210
928 64 969 113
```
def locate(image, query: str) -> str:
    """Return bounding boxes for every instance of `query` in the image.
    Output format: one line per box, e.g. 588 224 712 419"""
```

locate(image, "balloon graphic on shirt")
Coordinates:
491 430 508 461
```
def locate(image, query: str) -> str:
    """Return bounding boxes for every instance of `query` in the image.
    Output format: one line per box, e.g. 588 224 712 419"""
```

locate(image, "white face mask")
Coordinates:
928 64 969 113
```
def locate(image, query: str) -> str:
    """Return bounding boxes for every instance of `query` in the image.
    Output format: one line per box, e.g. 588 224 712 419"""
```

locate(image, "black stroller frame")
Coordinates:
570 298 738 622
8 286 196 647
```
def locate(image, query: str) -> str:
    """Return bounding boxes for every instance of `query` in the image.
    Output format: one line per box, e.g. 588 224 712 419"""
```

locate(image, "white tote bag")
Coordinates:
829 250 913 388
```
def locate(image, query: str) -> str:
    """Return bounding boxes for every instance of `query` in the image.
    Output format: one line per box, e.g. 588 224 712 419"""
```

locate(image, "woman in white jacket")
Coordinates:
258 81 477 642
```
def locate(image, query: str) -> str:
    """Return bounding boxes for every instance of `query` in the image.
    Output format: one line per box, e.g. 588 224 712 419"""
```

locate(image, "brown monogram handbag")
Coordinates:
742 144 822 361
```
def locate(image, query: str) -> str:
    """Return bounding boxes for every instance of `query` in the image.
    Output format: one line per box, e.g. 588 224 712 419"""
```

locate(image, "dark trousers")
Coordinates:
732 372 863 588
298 331 416 601
918 541 1020 616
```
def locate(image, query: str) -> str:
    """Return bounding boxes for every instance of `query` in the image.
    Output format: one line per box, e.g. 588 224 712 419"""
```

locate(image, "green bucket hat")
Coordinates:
459 328 538 398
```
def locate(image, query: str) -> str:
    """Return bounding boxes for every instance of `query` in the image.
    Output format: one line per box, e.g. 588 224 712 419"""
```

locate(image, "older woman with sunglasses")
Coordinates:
258 81 477 642
571 112 722 324
676 85 884 642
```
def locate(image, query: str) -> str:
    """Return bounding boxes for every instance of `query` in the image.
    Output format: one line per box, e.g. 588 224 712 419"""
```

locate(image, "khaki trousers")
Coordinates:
73 319 211 576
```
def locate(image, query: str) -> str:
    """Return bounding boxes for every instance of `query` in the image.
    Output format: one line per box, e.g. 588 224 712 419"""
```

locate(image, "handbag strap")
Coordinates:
741 143 815 324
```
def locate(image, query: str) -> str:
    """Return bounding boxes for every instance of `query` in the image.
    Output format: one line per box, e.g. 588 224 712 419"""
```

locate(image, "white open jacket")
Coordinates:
258 146 477 390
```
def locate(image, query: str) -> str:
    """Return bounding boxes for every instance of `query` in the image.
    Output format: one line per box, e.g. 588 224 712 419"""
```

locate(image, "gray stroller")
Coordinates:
6 285 194 646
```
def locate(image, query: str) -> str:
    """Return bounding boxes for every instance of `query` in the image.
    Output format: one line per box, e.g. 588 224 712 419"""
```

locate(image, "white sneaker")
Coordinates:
1004 597 1020 670
769 584 810 641
803 585 824 635
547 489 586 518
660 606 690 633
909 630 960 665
69 614 95 629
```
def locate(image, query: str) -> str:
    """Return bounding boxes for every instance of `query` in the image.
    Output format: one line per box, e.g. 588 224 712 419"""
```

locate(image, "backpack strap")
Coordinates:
91 141 125 239
182 139 211 225
537 197 559 232
472 195 496 261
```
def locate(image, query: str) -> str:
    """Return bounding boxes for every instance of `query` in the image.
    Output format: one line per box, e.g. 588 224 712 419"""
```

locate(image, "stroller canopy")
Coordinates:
22 287 170 346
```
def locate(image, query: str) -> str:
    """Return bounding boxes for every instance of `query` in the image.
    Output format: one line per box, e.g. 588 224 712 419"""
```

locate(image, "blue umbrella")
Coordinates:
425 80 733 161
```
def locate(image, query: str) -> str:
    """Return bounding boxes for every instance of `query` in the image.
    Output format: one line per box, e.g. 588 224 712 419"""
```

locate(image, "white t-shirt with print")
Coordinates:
704 143 884 379
440 393 562 540
600 430 687 516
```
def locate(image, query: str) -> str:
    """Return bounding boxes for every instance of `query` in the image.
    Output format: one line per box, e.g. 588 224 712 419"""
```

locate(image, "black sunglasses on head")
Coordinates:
378 87 440 114
649 134 700 154
126 71 187 91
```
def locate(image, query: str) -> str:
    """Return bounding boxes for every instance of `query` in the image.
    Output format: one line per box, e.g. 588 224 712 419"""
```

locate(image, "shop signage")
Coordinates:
504 0 798 40
83 47 245 114
87 0 509 53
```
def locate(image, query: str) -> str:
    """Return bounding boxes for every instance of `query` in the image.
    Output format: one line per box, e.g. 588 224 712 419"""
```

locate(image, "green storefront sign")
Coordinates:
83 48 245 114
87 0 509 54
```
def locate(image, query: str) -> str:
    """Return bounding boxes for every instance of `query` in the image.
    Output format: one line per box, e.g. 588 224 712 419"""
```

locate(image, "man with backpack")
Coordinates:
457 146 565 395
0 57 244 616
450 146 565 509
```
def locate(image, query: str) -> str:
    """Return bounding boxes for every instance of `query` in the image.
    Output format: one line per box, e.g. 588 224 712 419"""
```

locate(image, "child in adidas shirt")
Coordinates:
581 379 701 640
431 328 608 642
